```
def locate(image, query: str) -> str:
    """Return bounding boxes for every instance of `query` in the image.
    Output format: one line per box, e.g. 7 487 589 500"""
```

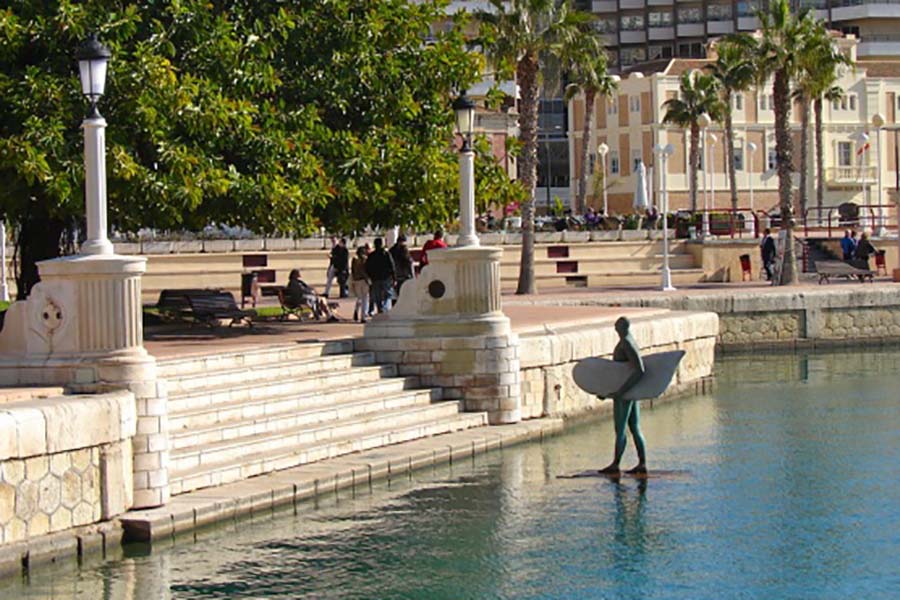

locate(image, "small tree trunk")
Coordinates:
773 69 798 285
575 89 595 215
724 95 739 214
814 97 825 213
15 199 66 299
799 93 811 222
689 122 700 212
516 55 539 295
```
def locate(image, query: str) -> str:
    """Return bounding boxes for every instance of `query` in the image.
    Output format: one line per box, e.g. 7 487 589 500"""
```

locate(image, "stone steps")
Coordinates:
170 408 487 496
164 351 376 395
166 364 398 415
169 388 442 450
168 377 420 433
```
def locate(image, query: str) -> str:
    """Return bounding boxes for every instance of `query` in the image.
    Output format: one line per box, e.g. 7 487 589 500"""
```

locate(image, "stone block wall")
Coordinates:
719 310 804 345
0 391 136 545
516 311 718 419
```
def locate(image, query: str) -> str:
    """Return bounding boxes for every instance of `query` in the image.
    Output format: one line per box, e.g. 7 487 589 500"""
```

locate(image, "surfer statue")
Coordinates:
598 317 647 475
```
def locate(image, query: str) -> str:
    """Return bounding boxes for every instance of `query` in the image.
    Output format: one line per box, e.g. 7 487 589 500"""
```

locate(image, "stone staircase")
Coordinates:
156 341 488 496
500 240 704 288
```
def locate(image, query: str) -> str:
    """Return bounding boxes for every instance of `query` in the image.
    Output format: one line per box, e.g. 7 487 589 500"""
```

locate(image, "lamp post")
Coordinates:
75 34 114 256
598 142 609 216
872 113 886 236
854 130 870 227
655 143 677 291
0 215 8 302
453 90 479 247
698 113 712 237
709 132 718 220
747 141 758 237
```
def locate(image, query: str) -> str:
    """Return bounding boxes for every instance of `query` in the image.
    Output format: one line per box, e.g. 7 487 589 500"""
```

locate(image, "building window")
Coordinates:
607 99 618 115
708 3 733 20
630 96 641 112
769 95 775 110
593 17 617 34
649 11 673 27
840 97 848 110
849 95 857 111
760 94 767 111
737 1 760 17
649 45 674 60
832 98 840 111
838 141 853 167
678 8 703 24
734 147 745 171
632 149 643 172
735 94 744 111
620 47 646 66
767 148 777 171
610 150 620 175
620 15 644 31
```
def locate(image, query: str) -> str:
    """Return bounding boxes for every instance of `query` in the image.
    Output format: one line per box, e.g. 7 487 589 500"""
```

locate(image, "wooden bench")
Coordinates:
186 291 256 327
157 289 219 321
815 260 874 284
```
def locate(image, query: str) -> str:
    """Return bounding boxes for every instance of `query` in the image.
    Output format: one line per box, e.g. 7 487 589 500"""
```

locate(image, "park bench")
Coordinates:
276 288 340 321
186 291 256 327
815 260 874 284
156 289 219 321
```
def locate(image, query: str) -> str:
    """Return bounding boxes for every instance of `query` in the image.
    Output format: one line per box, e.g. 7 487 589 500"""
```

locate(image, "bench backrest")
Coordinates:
187 291 241 315
158 288 219 311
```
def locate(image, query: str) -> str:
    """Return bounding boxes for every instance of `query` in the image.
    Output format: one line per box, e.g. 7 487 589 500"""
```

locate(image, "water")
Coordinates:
5 350 900 599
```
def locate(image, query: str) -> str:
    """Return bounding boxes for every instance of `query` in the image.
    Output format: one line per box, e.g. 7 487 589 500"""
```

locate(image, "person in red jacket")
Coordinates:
420 230 448 267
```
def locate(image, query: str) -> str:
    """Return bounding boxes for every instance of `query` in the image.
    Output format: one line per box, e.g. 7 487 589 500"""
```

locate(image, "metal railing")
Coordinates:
802 204 897 238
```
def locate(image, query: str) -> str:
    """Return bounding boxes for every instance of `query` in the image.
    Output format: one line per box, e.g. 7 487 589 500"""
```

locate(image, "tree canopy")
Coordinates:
0 0 489 295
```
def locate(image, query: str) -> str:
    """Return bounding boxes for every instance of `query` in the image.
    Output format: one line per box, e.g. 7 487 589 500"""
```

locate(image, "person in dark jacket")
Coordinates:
760 228 777 281
328 238 350 298
365 238 395 314
389 235 414 297
853 232 877 270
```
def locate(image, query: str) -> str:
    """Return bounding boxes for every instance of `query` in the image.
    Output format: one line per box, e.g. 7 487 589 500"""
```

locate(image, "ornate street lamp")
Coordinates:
655 143 676 291
598 142 609 216
747 141 758 237
872 113 886 235
453 91 479 247
75 34 114 255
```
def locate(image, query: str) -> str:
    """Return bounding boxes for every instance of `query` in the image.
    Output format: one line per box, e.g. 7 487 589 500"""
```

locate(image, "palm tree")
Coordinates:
564 36 616 215
795 22 850 221
755 0 815 285
708 35 755 214
662 70 723 212
479 0 591 295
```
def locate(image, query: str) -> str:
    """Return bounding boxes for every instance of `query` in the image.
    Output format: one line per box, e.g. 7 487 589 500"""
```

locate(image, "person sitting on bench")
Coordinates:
285 269 337 322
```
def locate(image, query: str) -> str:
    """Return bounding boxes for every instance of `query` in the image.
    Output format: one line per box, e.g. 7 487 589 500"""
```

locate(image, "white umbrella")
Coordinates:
633 160 649 211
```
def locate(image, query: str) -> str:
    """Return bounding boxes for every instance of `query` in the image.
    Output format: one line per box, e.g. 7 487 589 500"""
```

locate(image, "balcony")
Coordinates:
737 16 760 30
620 0 646 8
826 166 877 187
677 22 705 37
648 0 673 4
707 20 735 35
620 30 647 44
858 34 900 57
593 0 617 12
649 26 676 40
832 0 900 21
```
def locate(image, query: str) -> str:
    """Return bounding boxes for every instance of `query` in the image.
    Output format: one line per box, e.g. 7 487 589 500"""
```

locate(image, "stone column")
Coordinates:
457 149 479 247
80 117 114 256
362 246 521 424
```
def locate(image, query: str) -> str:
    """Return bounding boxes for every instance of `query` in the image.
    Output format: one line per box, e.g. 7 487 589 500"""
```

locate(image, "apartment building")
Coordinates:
574 0 900 70
568 34 900 220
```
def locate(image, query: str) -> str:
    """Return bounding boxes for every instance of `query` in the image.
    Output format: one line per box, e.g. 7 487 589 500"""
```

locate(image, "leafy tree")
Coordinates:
478 0 592 295
564 34 616 215
0 1 479 297
755 0 815 285
473 136 527 217
708 36 755 214
662 71 723 212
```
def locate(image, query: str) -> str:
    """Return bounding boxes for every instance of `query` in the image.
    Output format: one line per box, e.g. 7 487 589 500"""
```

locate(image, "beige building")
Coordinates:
569 34 900 229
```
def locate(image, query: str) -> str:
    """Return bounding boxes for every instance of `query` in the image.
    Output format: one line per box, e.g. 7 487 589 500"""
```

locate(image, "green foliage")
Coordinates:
0 1 480 294
473 135 526 216
662 71 723 129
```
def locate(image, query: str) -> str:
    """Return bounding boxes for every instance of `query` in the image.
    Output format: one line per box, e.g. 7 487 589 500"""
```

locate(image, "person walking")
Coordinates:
389 235 414 298
365 238 395 314
760 228 777 281
350 246 370 323
322 236 338 298
330 237 350 298
420 230 448 267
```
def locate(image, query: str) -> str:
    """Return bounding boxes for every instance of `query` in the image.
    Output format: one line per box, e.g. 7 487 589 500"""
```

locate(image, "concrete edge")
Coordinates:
0 520 124 579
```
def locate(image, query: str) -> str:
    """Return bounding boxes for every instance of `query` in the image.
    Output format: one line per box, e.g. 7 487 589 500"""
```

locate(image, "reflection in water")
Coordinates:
5 349 899 599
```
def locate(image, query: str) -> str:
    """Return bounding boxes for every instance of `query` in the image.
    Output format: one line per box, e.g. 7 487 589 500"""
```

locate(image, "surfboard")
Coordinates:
557 469 690 480
572 350 685 401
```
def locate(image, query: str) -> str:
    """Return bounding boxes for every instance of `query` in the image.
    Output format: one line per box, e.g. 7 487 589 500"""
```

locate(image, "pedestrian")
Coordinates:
285 269 337 322
389 235 414 297
841 229 857 261
365 238 395 314
854 231 877 270
322 236 338 298
330 237 350 298
420 230 448 267
760 228 777 281
350 246 370 323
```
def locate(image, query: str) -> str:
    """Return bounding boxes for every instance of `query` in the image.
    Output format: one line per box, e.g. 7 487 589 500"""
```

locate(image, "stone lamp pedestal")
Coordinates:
361 246 521 424
0 254 169 509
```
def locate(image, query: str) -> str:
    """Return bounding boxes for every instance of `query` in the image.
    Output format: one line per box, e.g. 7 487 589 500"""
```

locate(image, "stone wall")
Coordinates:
516 311 718 419
0 391 136 545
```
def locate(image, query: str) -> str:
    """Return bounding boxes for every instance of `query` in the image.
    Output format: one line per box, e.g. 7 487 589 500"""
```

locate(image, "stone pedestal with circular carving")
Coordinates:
0 254 169 508
362 246 521 424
